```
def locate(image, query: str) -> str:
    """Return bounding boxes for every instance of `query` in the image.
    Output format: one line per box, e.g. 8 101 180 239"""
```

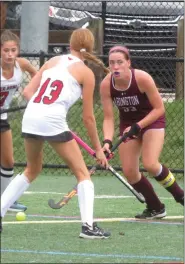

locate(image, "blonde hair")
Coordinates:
70 28 110 75
1 30 20 47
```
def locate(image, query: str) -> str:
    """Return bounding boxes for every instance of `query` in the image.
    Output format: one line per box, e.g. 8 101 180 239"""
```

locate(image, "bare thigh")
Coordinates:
142 129 165 175
24 138 44 182
118 138 142 184
49 139 90 183
0 130 14 167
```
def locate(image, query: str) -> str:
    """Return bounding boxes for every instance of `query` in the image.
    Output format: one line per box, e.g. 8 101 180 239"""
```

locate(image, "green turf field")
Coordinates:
1 173 184 263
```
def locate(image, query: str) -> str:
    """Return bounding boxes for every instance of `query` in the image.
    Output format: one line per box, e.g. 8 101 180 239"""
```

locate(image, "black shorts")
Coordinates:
0 119 11 132
22 131 74 143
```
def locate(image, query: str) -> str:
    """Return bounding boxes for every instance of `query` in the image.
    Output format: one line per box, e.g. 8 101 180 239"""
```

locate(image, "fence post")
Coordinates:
39 51 46 68
101 1 107 48
88 18 104 57
20 1 50 53
0 1 7 30
176 17 184 100
88 18 104 100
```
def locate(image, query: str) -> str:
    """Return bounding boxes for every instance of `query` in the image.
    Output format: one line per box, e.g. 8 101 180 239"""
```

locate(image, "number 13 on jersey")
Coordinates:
33 78 64 105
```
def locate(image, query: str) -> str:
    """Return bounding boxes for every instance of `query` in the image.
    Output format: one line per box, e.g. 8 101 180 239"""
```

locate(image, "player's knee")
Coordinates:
123 167 137 179
25 164 42 180
143 159 157 173
74 166 90 181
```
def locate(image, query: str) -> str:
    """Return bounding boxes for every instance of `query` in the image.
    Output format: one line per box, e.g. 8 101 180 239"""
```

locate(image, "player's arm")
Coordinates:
17 57 37 78
22 56 60 101
81 66 102 152
100 74 115 142
136 70 165 129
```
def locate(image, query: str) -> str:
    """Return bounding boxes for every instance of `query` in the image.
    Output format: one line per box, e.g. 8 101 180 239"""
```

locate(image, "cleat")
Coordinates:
135 204 166 219
79 222 111 239
7 201 27 212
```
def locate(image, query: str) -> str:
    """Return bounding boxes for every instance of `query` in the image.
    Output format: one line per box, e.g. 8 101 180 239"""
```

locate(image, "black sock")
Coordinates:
155 165 184 204
131 174 163 211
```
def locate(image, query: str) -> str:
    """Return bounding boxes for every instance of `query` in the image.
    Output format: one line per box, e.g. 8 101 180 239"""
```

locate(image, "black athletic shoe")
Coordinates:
79 222 111 239
135 204 167 219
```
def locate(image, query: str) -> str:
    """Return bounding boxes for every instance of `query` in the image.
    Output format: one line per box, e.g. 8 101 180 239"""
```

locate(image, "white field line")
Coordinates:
25 191 174 200
3 216 184 225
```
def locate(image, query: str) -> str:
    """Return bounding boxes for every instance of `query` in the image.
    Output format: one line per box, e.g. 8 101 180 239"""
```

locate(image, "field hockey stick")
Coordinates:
0 105 27 114
48 129 141 209
48 164 98 209
72 133 145 203
48 137 115 210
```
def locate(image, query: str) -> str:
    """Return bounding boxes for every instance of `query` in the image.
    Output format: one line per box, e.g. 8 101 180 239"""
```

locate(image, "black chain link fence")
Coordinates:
2 1 184 177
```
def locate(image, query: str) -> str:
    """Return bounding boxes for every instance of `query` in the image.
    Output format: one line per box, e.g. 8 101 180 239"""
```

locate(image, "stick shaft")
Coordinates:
72 132 145 203
72 132 95 156
48 130 145 209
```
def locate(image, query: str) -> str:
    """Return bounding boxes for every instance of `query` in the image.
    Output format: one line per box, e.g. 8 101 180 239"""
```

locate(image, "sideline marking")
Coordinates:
1 248 183 261
3 216 184 225
25 191 174 200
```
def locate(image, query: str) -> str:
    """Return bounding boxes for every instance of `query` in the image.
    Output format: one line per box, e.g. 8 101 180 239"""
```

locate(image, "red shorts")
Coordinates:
119 118 166 137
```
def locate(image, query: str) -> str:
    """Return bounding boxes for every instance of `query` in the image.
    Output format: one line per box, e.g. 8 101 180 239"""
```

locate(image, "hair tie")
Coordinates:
80 48 86 52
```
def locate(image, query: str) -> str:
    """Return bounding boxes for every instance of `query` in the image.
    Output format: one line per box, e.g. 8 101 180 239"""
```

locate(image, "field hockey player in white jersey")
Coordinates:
0 30 37 213
1 28 111 239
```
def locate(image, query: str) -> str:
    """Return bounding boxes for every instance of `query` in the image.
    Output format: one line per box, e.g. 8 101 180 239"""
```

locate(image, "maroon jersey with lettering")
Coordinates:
110 68 165 134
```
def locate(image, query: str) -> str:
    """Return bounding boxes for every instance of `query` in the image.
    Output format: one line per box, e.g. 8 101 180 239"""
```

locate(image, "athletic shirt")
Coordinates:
0 61 22 120
110 68 165 125
22 54 83 136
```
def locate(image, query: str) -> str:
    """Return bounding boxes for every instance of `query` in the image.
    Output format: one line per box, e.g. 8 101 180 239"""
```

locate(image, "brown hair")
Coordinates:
1 30 20 47
70 28 110 75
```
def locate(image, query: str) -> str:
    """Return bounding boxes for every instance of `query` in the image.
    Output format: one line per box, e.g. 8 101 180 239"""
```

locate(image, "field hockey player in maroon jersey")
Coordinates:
100 45 184 219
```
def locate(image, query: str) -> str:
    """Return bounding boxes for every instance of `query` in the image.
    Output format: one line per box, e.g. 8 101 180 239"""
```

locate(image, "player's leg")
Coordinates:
142 129 184 205
1 138 44 219
49 138 110 239
1 130 14 194
119 138 166 219
0 126 27 212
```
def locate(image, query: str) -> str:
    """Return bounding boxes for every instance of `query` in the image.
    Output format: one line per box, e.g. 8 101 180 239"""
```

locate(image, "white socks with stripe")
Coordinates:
0 166 14 195
77 180 94 228
1 173 30 217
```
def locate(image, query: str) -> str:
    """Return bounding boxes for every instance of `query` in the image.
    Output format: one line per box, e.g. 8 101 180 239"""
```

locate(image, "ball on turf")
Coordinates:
16 212 26 221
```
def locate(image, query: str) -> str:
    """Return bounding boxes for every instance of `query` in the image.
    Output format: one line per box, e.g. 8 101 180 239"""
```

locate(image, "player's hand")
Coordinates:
102 143 114 160
95 149 109 169
123 123 141 141
102 142 111 154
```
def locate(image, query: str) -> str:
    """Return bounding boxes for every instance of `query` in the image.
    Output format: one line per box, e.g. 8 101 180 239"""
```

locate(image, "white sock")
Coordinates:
1 167 14 195
77 180 94 227
1 173 30 217
155 164 163 177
